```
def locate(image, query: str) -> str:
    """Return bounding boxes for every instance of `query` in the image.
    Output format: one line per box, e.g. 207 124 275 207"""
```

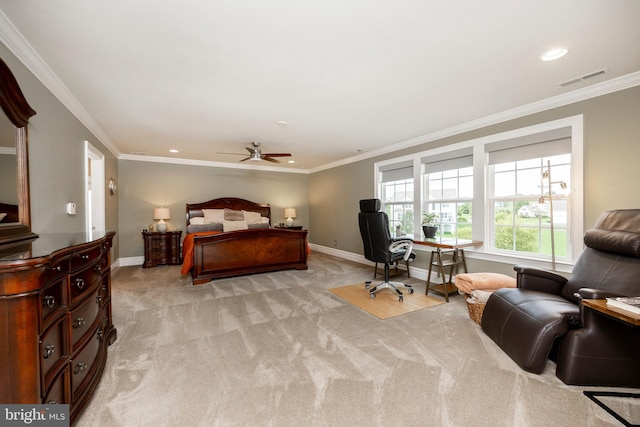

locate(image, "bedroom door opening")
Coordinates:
85 141 105 236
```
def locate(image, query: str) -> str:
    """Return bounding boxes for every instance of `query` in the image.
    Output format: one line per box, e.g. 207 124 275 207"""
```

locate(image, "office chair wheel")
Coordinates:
409 288 414 294
370 292 376 299
399 295 404 302
365 281 371 289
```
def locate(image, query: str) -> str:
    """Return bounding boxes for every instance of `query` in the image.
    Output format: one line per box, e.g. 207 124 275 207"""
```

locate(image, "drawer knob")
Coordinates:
47 400 58 404
97 329 104 340
80 254 89 260
73 362 87 374
96 295 103 305
43 295 55 309
73 317 86 329
75 278 85 289
47 265 62 272
95 264 102 273
44 344 55 359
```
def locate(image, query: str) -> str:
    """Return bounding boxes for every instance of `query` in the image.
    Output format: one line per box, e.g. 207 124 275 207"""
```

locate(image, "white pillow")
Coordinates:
260 217 269 224
223 220 248 232
189 217 205 225
242 210 262 224
202 209 224 223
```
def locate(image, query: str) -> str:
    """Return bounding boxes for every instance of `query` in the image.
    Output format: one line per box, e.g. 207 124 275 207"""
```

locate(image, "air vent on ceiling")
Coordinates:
559 68 609 87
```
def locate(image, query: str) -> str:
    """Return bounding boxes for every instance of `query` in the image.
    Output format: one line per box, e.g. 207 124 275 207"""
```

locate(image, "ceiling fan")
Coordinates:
217 141 292 163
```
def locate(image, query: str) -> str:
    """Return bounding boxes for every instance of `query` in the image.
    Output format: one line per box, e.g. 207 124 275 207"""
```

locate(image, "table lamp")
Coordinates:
284 208 296 227
153 207 171 232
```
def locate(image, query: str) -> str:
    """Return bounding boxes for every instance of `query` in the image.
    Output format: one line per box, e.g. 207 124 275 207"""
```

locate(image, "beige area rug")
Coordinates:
329 283 443 319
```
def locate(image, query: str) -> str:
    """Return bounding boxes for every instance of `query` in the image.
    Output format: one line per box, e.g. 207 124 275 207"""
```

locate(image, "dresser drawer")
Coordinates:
40 316 68 390
40 278 66 331
69 258 101 306
41 254 71 284
70 324 103 399
70 287 102 351
70 246 102 271
42 367 69 405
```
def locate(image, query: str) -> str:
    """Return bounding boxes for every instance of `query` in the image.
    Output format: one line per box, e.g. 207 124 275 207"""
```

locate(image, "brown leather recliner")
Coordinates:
481 209 640 387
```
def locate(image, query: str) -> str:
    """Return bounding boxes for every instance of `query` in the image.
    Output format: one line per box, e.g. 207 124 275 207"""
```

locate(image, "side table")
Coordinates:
142 230 182 268
414 239 482 302
274 225 303 230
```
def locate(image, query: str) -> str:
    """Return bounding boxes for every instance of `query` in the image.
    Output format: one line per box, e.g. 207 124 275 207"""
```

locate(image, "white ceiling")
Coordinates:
1 1 639 172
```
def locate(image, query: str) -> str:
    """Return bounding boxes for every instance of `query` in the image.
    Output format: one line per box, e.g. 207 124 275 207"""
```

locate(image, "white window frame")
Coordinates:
375 115 583 272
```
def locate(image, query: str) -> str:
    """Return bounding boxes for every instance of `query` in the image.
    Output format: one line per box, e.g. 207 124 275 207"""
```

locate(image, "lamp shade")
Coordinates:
153 207 171 220
284 208 296 219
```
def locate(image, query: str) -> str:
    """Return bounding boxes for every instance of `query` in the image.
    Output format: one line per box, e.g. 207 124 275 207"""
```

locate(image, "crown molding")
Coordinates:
0 10 121 158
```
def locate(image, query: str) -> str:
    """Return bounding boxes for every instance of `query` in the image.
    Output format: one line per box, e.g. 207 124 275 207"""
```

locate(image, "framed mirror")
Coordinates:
0 57 37 246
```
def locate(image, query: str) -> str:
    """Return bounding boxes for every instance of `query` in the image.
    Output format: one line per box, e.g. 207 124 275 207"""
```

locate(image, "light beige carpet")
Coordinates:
75 252 638 426
329 283 443 319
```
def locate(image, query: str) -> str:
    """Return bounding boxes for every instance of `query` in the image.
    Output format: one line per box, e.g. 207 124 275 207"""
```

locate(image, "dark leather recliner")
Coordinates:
481 209 640 387
358 199 416 302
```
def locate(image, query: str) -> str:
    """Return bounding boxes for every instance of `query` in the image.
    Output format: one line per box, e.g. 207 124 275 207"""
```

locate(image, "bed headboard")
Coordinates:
185 197 271 226
0 202 19 223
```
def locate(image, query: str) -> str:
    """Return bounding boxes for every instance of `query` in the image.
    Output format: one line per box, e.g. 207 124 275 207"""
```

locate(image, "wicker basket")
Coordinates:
465 296 486 325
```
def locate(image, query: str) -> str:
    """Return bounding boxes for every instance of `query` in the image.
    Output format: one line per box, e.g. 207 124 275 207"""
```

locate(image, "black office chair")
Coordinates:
358 199 416 302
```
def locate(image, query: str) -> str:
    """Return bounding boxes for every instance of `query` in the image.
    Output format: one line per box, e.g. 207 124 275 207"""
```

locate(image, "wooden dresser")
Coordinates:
0 231 116 424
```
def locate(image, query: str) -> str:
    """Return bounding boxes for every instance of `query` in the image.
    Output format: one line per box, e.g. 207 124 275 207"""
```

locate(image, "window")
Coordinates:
375 116 583 271
422 150 473 241
487 134 572 260
490 154 571 259
380 162 413 237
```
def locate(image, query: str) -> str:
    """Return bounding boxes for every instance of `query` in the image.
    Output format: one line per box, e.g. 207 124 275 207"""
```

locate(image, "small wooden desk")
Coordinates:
582 299 640 326
414 239 482 302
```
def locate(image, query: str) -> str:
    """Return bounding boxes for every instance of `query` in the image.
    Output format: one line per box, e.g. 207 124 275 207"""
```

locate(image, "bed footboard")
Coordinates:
191 228 308 284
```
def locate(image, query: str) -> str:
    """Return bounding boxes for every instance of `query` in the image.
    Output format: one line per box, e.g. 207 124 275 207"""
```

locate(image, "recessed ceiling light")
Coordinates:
288 160 295 164
276 121 288 126
541 48 568 61
169 149 179 153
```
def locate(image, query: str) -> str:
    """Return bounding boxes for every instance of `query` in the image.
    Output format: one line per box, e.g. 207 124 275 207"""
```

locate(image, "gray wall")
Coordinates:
1 43 119 254
117 160 309 258
309 85 640 273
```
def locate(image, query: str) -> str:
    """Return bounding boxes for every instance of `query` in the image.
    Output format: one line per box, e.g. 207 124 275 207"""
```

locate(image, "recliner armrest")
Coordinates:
513 265 568 295
577 288 626 300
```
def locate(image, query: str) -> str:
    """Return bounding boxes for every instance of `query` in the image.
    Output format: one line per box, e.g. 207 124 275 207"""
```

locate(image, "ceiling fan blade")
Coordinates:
261 153 291 157
262 156 280 163
239 157 251 162
245 146 258 154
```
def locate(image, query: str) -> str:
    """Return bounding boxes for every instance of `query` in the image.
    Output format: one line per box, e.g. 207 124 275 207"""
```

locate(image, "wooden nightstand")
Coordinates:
274 225 303 230
142 230 182 268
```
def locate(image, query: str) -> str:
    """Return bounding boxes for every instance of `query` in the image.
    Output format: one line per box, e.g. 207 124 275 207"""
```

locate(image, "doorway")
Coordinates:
85 141 105 235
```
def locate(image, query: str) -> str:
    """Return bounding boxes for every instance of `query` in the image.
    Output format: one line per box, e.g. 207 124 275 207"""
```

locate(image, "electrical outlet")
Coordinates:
333 240 337 247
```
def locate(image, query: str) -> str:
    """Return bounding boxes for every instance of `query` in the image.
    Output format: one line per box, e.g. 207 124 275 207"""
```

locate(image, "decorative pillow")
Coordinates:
189 217 205 225
202 209 225 223
224 209 244 221
187 223 223 233
223 220 248 232
242 210 262 224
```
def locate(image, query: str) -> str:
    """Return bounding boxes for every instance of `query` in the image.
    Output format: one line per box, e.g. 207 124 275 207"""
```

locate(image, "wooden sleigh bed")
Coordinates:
181 197 308 285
